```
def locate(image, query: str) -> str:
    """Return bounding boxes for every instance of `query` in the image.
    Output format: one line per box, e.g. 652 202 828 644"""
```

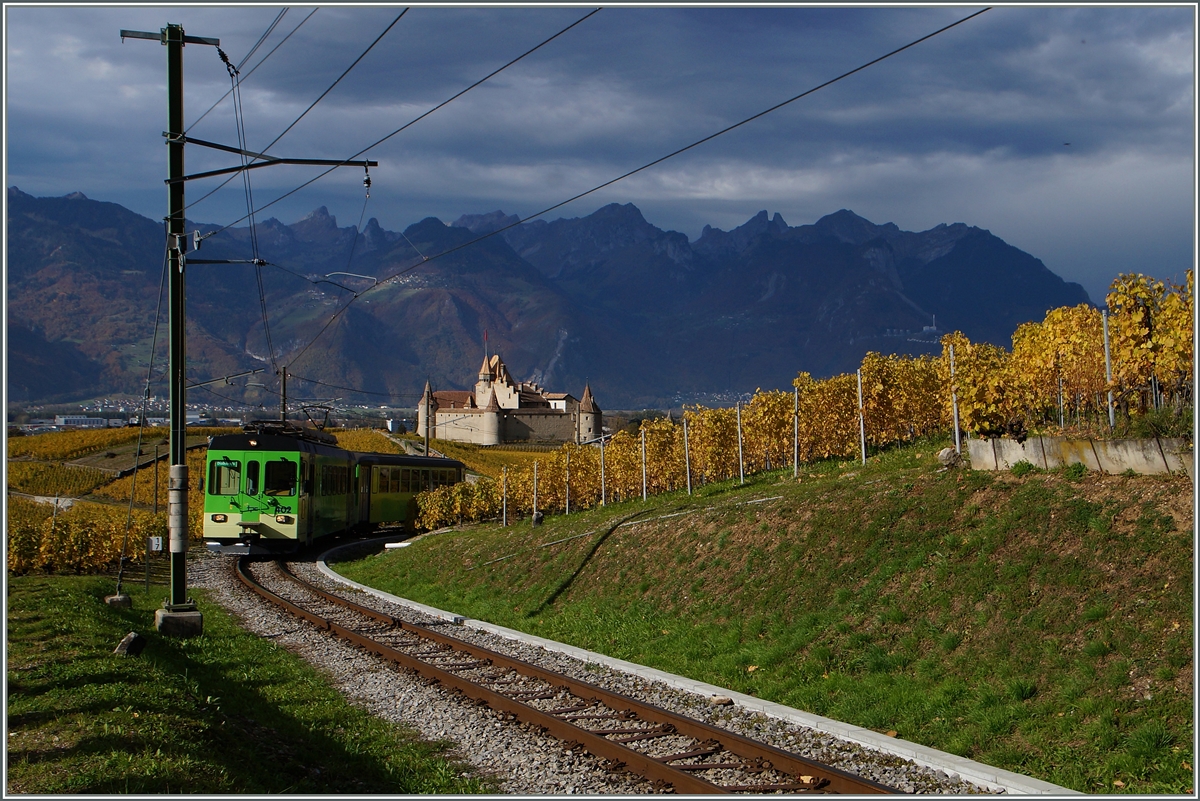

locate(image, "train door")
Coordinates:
299 454 313 543
358 464 372 526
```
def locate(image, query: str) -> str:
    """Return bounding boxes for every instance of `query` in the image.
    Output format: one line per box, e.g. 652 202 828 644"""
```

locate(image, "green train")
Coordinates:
203 421 464 555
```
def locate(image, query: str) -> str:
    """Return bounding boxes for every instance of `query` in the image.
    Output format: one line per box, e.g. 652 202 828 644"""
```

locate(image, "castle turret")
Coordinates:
578 383 601 443
475 354 494 407
418 379 436 449
478 388 502 446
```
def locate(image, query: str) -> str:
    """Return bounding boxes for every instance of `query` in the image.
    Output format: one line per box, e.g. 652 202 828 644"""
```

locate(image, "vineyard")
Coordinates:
7 496 166 575
7 462 111 498
330 428 404 455
7 429 204 574
417 272 1192 529
7 426 164 461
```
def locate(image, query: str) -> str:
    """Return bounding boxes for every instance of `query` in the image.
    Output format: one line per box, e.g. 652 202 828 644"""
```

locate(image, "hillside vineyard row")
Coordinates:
416 272 1192 529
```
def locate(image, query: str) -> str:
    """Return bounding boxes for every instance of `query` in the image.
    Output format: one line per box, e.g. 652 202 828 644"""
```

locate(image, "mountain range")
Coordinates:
6 186 1090 409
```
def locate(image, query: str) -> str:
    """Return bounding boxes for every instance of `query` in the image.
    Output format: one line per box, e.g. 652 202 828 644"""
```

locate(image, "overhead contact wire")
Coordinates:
187 8 316 135
260 8 409 156
221 45 279 373
237 7 289 73
184 6 396 215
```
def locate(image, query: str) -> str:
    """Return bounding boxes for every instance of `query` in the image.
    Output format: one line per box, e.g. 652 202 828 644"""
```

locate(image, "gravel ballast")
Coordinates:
192 550 996 794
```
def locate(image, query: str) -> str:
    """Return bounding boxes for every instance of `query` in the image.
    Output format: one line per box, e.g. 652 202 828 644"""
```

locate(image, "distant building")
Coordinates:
53 416 107 428
417 353 601 446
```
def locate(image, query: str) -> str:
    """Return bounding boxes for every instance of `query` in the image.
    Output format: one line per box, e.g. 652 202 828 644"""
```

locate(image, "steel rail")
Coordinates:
237 557 896 794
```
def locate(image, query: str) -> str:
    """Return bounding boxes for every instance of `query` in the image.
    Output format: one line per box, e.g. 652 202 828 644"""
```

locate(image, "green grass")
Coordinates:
6 574 491 794
333 436 1194 794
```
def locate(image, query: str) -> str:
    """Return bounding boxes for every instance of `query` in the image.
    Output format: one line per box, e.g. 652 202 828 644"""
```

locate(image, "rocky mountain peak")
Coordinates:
694 209 789 257
452 210 521 236
810 209 891 245
301 206 335 224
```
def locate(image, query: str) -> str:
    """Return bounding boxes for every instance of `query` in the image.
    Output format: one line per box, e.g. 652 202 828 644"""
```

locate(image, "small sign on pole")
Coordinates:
149 536 164 552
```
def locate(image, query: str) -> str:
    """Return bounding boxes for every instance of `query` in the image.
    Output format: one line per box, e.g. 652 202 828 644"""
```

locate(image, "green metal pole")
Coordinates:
166 23 191 610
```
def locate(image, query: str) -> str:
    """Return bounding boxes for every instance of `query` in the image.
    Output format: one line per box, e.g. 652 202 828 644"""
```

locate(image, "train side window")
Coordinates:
265 460 296 496
245 461 260 496
209 459 241 495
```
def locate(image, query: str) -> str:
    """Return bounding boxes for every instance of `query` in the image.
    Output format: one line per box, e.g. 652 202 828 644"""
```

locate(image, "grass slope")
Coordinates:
334 437 1194 793
6 575 491 794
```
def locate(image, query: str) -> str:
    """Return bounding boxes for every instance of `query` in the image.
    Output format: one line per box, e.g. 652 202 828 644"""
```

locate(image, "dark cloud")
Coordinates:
5 5 1193 304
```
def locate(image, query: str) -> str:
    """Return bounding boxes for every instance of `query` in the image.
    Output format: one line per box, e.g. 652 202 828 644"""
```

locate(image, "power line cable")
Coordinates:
261 9 408 156
114 227 171 597
282 6 990 370
218 46 279 374
200 7 602 238
184 6 398 214
194 382 272 408
187 8 317 135
237 7 288 72
289 374 424 399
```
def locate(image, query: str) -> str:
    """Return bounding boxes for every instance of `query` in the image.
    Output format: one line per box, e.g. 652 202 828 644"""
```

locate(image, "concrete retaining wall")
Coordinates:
967 436 1192 478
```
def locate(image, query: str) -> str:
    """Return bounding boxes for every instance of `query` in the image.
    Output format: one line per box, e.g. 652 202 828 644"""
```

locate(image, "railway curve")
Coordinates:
238 556 897 794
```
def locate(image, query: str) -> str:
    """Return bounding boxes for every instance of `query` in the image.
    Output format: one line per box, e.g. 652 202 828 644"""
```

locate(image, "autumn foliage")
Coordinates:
417 272 1191 530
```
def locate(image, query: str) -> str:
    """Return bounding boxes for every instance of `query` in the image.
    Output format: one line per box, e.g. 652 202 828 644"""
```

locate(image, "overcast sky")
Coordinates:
5 4 1195 303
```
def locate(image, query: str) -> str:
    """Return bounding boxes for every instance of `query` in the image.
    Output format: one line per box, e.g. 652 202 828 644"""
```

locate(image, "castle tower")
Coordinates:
474 354 494 408
578 383 601 443
418 379 436 450
478 388 502 446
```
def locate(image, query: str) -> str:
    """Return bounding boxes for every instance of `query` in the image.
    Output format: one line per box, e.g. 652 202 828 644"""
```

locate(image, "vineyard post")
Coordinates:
502 466 507 527
641 427 647 501
683 417 692 495
793 386 799 478
1058 372 1065 429
532 460 538 523
153 441 160 515
857 369 867 465
600 437 606 505
565 451 570 515
949 346 961 454
1102 310 1115 430
736 402 745 485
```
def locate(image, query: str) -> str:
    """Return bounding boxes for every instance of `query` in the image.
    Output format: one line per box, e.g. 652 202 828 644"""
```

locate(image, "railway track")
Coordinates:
237 556 896 795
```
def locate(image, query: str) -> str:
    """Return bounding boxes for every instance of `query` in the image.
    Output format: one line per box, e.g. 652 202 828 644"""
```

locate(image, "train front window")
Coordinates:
245 461 260 496
209 459 241 495
265 460 297 496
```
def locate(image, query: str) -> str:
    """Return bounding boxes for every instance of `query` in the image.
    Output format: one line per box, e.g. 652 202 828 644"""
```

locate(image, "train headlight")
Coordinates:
211 514 227 523
275 514 292 524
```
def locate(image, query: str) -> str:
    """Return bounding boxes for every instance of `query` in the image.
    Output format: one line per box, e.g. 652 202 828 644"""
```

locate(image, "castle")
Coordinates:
417 354 602 446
